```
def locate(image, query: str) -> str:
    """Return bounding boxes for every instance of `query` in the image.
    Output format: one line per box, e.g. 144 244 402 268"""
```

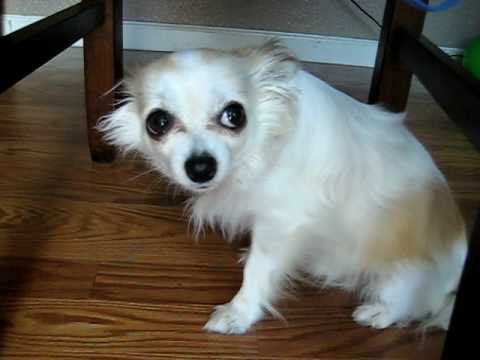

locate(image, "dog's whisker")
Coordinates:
124 167 157 183
101 79 125 98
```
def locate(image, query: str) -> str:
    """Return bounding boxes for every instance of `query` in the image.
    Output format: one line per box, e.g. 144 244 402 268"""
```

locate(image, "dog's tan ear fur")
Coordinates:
236 39 299 84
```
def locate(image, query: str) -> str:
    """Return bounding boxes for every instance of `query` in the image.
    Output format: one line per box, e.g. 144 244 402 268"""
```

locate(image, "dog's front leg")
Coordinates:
204 222 291 334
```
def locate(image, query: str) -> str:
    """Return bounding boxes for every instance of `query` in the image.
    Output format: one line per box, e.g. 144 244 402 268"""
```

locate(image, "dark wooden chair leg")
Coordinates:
83 0 123 163
441 215 480 359
368 0 427 111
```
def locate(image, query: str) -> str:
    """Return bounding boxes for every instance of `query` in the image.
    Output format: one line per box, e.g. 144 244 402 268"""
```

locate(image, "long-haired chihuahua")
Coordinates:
99 40 466 334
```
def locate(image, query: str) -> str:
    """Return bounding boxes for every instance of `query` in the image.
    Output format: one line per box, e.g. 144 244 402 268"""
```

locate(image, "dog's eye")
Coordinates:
218 102 246 130
146 109 174 138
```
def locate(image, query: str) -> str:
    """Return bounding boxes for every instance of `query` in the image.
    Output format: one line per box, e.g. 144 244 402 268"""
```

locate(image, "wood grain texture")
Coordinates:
0 298 258 359
1 48 479 359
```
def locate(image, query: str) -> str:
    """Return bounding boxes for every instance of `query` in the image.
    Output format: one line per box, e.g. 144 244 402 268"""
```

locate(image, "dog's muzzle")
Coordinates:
184 153 217 183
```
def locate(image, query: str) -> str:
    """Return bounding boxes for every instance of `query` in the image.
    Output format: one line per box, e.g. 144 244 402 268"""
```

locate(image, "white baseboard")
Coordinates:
1 14 463 68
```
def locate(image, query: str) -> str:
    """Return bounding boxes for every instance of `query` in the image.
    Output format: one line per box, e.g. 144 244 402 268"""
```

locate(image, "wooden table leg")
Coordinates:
368 0 426 112
83 0 123 163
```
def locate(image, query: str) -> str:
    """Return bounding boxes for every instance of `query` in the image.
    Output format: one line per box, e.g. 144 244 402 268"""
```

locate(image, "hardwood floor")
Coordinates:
1 49 479 359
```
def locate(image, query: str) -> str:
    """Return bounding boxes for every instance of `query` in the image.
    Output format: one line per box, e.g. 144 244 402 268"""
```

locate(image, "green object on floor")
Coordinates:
463 36 480 79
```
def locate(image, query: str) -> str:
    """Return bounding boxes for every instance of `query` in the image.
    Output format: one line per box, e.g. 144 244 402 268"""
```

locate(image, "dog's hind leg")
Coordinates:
353 253 464 329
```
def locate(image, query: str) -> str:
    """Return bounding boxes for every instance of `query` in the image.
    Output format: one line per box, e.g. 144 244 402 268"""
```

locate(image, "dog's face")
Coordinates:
137 50 252 192
100 41 298 193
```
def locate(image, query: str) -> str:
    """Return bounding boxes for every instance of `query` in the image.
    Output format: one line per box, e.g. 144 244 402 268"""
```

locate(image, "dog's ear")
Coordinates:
240 39 299 85
97 98 143 155
235 40 299 137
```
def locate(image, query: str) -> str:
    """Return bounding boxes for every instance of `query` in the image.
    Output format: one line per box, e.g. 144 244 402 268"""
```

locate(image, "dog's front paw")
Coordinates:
203 302 257 334
353 303 397 329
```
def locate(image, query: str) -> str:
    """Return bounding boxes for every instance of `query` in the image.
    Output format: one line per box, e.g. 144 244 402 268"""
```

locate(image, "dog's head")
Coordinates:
99 40 298 193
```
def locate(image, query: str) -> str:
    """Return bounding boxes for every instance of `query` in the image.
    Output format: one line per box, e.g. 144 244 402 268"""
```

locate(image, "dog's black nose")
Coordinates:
185 153 217 183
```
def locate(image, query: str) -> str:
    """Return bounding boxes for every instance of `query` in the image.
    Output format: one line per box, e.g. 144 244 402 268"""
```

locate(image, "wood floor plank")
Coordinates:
0 258 97 300
0 192 239 266
0 298 258 359
256 303 444 359
92 261 242 305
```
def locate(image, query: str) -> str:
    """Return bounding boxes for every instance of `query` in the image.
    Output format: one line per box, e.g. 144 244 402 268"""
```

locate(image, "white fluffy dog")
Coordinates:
99 40 467 334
